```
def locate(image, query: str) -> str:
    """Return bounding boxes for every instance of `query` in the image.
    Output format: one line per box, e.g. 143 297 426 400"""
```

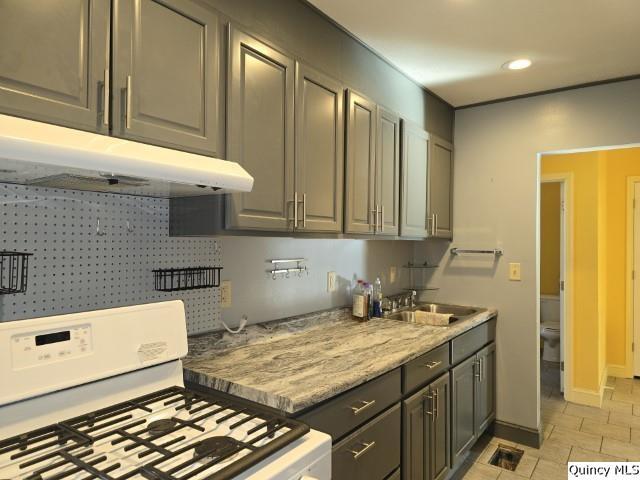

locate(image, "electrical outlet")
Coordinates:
327 271 337 292
390 266 397 283
220 280 232 307
509 263 521 281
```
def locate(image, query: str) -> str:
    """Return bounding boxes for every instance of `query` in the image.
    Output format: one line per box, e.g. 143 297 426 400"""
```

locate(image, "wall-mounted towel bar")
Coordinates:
450 248 503 256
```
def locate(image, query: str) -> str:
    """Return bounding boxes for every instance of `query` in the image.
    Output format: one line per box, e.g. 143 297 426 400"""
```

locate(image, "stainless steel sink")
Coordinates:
385 303 483 326
416 303 480 317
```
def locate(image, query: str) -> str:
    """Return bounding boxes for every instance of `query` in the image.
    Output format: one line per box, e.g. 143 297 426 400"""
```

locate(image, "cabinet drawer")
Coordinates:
298 368 401 441
403 343 450 393
333 403 401 480
451 318 496 365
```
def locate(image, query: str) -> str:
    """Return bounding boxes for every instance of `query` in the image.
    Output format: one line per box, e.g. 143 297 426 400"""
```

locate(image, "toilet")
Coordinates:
540 295 561 362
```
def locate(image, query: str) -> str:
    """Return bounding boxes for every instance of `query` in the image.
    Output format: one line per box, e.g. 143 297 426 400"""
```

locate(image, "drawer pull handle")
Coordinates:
349 441 376 460
350 399 376 415
424 361 442 369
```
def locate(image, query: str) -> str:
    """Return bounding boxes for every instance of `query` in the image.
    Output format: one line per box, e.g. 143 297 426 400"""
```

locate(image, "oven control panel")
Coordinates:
11 324 93 369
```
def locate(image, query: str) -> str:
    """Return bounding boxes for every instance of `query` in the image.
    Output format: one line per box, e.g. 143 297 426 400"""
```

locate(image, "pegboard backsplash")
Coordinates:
0 183 221 334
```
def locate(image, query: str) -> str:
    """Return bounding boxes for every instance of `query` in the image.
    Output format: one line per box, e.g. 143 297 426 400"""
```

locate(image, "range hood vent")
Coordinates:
0 114 253 198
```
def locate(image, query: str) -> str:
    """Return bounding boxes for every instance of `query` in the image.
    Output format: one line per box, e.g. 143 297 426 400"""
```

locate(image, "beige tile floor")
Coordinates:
457 361 640 480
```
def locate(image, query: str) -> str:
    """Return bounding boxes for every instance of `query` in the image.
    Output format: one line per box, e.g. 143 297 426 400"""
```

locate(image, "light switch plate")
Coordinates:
390 266 397 284
220 280 232 307
509 263 521 281
327 271 337 292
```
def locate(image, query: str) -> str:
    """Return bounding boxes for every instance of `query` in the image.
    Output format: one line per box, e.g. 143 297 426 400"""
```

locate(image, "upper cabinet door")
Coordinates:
0 0 110 133
225 26 295 231
375 107 401 237
400 121 429 238
113 0 221 155
429 134 454 239
295 64 344 233
345 90 376 235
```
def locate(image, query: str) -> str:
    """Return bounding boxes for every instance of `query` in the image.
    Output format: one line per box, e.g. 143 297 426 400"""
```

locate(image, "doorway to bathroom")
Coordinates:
540 175 569 395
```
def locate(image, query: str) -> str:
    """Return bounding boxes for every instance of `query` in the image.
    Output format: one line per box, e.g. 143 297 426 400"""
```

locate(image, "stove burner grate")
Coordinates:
0 386 309 480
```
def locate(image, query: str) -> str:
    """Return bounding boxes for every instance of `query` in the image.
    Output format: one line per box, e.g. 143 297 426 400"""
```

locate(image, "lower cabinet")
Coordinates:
402 373 449 480
451 342 496 468
333 403 401 480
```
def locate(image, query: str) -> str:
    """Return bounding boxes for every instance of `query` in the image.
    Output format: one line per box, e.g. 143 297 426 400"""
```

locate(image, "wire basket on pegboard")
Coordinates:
0 251 33 294
152 266 222 292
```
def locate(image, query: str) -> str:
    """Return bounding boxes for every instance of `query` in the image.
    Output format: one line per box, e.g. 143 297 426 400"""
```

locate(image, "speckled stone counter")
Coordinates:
183 306 497 414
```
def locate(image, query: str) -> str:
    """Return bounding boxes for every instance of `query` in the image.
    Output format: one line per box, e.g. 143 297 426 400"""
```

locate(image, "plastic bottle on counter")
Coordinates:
372 277 382 318
363 282 372 321
352 280 366 320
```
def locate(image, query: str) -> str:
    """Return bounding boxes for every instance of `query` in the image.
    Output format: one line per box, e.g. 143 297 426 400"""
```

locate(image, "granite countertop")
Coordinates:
183 306 497 414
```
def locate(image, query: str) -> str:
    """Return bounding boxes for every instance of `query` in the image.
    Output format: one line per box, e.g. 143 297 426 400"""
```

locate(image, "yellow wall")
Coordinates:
542 147 640 392
541 183 561 295
603 147 640 369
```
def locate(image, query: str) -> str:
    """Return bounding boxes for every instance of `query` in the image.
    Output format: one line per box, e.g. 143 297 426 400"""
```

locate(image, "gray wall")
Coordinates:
414 78 640 431
219 236 415 327
201 0 453 139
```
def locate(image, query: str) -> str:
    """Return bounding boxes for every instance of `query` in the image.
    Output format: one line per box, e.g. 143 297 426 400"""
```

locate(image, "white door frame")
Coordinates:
628 177 640 377
541 173 573 397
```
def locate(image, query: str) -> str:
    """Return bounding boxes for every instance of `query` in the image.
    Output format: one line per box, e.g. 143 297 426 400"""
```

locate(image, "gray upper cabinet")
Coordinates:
400 121 429 238
428 134 454 239
0 0 110 133
112 0 221 155
225 26 295 231
345 90 377 234
294 64 344 233
376 107 401 236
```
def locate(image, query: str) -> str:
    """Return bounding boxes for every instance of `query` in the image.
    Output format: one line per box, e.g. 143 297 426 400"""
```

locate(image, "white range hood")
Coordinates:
0 114 253 197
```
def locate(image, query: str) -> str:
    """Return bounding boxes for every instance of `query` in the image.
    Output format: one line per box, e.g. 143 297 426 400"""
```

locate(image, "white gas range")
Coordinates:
0 301 331 480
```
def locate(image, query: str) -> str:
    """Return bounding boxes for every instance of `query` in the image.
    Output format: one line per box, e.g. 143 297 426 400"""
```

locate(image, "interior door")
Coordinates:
634 183 640 376
559 181 566 391
345 90 376 234
225 26 295 231
0 0 110 133
113 0 221 155
294 63 344 233
375 107 401 236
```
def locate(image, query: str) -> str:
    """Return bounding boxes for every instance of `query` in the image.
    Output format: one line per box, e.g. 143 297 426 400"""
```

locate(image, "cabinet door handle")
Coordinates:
103 69 109 127
349 441 376 460
293 192 299 229
424 360 442 369
435 213 439 234
350 399 376 415
371 205 379 232
429 213 436 236
480 357 484 382
434 389 439 419
302 193 307 228
380 205 385 232
475 359 481 380
425 394 433 418
125 75 132 129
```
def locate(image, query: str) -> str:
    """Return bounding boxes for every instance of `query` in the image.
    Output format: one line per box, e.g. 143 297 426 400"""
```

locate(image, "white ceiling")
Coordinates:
309 0 640 107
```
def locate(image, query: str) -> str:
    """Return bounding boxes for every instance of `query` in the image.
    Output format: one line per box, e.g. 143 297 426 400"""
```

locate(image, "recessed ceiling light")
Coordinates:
503 58 532 70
